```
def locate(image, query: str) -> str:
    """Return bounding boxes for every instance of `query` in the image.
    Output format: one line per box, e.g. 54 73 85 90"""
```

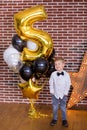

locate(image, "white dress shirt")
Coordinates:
49 70 71 99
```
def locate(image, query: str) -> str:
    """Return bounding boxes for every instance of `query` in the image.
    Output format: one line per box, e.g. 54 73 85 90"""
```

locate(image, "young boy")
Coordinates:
49 57 71 127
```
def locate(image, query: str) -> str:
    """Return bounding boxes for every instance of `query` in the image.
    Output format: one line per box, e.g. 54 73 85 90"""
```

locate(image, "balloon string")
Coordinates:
28 98 51 118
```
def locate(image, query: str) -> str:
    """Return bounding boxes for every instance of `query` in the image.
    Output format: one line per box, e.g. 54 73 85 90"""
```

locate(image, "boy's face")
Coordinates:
55 60 65 72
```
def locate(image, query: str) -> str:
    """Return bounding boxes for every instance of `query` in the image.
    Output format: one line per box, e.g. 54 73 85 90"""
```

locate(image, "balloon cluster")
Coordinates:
3 5 55 100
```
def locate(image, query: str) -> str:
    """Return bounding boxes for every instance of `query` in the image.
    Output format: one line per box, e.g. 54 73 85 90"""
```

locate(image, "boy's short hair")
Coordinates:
54 57 65 63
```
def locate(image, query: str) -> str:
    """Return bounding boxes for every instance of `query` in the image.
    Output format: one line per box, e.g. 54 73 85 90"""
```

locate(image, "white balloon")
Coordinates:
27 40 38 51
7 53 20 66
3 45 19 64
6 53 21 72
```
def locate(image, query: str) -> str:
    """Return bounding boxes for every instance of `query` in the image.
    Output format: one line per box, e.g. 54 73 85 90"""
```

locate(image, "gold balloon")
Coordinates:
18 78 42 99
14 5 53 61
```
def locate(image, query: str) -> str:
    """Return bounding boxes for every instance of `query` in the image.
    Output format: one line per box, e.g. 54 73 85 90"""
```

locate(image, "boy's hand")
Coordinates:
51 93 54 95
64 95 68 96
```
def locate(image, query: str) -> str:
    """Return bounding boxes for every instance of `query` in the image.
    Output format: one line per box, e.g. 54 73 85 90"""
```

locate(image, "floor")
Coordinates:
0 103 87 130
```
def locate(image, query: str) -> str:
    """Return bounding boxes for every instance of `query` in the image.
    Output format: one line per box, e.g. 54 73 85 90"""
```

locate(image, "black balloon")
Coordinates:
46 60 56 77
48 48 55 61
33 58 49 74
19 64 33 81
12 34 26 52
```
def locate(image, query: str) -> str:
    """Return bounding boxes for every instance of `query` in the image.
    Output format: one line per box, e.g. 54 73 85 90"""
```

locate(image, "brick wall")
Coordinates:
0 0 87 107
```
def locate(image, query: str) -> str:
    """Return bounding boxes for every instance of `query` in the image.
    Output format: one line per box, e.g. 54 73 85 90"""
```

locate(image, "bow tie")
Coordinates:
57 72 64 76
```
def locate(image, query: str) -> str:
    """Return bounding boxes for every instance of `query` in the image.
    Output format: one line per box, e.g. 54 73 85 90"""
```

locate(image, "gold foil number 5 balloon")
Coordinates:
14 5 53 61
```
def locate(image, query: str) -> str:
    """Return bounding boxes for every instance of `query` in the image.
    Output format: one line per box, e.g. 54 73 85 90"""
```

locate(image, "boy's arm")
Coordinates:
64 73 71 96
49 74 54 95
